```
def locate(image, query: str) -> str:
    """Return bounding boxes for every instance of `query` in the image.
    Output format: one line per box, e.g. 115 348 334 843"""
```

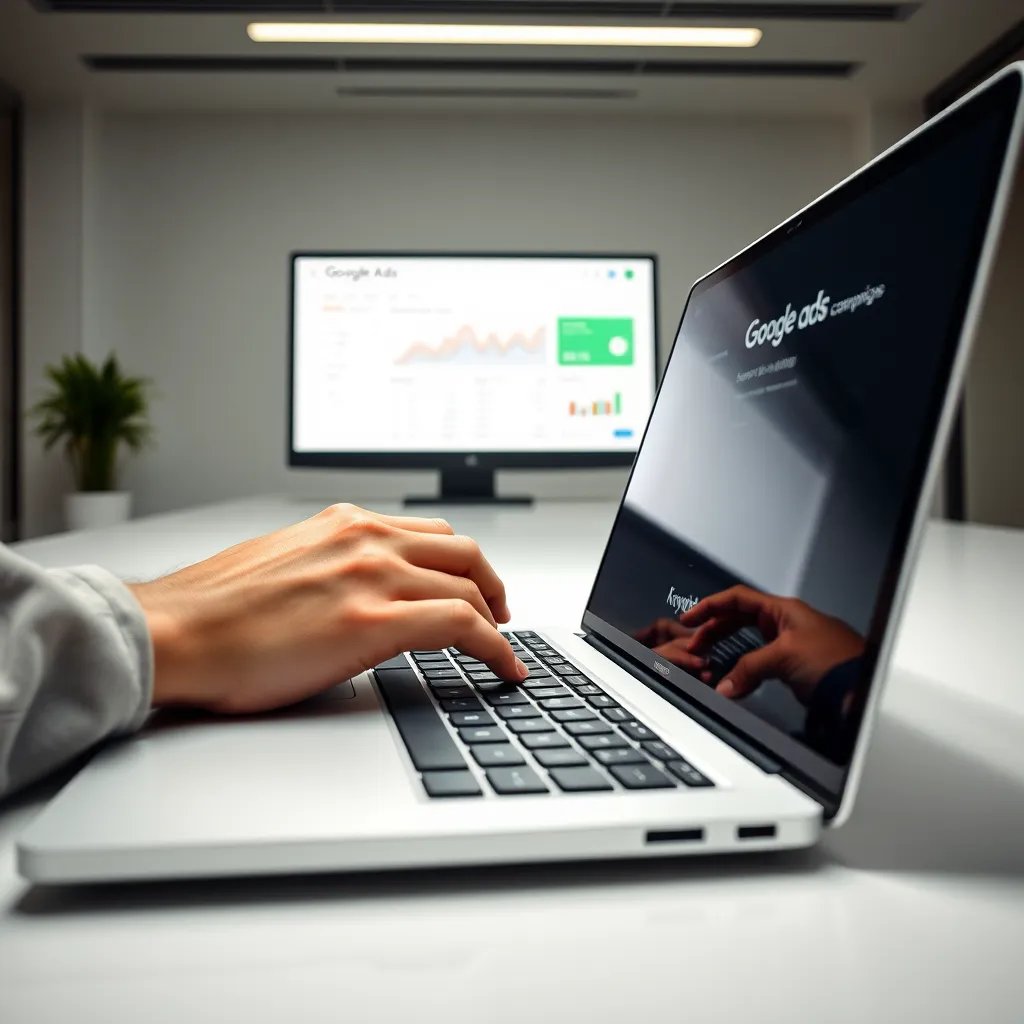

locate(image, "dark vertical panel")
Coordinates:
0 101 18 541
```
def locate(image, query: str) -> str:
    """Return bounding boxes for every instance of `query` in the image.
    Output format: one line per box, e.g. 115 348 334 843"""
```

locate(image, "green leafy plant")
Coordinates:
30 353 153 492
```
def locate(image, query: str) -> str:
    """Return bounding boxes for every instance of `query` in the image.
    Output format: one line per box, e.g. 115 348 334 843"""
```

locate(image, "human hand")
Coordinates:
680 585 865 704
129 503 526 714
633 617 708 674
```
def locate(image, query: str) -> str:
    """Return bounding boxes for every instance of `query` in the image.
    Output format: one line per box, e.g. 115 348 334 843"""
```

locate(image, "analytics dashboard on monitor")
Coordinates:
289 253 659 472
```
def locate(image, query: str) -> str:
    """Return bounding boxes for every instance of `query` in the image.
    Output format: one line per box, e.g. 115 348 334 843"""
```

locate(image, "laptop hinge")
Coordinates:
582 632 785 775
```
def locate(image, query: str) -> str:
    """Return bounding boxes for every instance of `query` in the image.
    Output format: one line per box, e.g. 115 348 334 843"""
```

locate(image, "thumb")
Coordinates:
716 643 785 700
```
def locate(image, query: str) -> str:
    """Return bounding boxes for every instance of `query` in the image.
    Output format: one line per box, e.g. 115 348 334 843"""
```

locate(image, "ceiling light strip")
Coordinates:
246 22 763 47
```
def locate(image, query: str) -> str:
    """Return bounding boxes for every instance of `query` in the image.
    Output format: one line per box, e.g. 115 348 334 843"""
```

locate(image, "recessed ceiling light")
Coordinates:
246 23 763 48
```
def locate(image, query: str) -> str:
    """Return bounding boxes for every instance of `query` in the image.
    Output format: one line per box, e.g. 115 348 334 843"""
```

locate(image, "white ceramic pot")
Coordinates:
65 491 132 531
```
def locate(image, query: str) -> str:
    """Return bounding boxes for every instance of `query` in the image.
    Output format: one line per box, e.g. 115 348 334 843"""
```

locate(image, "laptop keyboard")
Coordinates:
374 631 714 799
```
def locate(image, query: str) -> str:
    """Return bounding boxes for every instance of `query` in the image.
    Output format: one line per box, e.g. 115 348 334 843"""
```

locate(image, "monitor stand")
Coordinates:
405 467 533 507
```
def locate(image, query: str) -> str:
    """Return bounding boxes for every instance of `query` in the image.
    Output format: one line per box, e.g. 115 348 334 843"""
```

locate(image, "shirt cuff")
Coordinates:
49 565 154 734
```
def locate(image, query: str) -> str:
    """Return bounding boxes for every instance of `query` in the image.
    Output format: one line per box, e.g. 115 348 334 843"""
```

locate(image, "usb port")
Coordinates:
646 828 704 844
737 824 777 840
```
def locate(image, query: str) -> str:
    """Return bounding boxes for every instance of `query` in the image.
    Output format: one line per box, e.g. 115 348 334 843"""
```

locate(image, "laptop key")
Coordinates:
458 726 506 744
551 708 597 723
564 720 612 737
666 760 715 788
473 744 526 768
525 686 569 700
496 704 542 720
375 667 469 772
423 668 462 681
486 766 548 795
506 716 553 734
441 697 484 713
548 767 613 793
574 684 602 696
533 747 588 769
621 722 659 742
578 733 629 751
594 748 649 766
422 771 482 798
609 763 675 790
449 710 495 727
519 671 553 684
432 685 474 700
484 691 530 707
520 731 569 750
586 695 619 709
413 653 450 663
603 707 631 723
642 740 680 762
539 697 584 711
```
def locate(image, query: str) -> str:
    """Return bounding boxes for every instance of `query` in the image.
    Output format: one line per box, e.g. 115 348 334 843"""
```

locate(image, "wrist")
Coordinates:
128 580 207 708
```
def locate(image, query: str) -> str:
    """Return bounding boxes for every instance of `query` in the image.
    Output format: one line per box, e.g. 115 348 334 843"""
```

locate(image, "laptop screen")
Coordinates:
583 69 1021 815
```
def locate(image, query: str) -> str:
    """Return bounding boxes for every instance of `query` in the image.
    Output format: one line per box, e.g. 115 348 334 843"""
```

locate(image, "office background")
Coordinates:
0 1 1022 540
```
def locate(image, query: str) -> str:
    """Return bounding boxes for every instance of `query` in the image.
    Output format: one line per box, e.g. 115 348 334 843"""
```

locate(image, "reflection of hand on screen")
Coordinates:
680 585 865 704
632 617 707 674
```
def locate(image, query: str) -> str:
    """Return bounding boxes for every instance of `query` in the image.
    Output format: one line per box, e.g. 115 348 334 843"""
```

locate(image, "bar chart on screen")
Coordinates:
569 392 623 417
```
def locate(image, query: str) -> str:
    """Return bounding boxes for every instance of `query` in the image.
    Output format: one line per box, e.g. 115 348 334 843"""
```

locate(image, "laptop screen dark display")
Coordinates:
583 71 1021 814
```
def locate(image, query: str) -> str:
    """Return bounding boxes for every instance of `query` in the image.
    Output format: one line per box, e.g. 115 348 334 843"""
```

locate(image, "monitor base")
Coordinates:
403 467 534 507
404 495 534 507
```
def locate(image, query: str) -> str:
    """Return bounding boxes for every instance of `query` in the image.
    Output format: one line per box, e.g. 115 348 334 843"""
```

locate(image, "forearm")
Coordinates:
0 547 153 799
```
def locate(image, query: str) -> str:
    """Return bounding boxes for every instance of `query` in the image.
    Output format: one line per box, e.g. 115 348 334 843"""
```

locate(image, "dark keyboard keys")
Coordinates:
496 704 542 720
539 697 584 711
506 717 553 734
520 731 569 750
413 653 450 664
440 697 484 713
487 766 548 795
375 668 468 772
525 686 569 700
578 733 629 751
594 748 649 766
533 748 589 769
666 760 715 788
603 708 631 723
422 771 482 798
472 744 525 768
431 685 474 700
609 763 675 789
483 690 530 707
548 766 613 793
551 708 597 723
564 720 612 737
458 726 506 744
585 695 619 709
449 710 495 727
621 722 659 743
641 740 680 762
422 668 462 680
574 684 602 696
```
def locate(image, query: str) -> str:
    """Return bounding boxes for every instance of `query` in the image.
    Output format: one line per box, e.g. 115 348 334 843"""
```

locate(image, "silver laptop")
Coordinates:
17 64 1024 884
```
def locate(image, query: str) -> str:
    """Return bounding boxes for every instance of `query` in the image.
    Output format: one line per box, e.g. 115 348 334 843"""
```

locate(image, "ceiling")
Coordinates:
0 0 1021 115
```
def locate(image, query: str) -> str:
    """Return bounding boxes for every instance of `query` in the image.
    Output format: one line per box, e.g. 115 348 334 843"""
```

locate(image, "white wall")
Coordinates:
21 106 861 536
20 105 97 538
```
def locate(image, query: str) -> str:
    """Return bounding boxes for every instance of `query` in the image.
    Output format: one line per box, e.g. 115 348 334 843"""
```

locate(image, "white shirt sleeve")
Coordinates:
0 543 153 799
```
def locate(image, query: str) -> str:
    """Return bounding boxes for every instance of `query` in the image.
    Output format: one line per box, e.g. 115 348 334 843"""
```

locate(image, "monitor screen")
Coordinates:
289 254 658 463
583 70 1021 815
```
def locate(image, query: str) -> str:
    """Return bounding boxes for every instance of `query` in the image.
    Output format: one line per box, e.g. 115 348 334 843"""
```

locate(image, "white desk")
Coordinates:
2 498 1023 1024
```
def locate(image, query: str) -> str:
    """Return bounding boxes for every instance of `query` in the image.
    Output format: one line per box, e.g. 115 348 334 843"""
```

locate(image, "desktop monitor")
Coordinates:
288 252 659 503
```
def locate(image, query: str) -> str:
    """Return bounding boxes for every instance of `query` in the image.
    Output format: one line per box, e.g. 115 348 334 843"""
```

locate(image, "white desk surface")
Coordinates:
2 497 1023 1024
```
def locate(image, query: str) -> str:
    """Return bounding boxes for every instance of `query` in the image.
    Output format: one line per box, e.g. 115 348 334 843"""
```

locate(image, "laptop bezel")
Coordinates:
580 63 1024 823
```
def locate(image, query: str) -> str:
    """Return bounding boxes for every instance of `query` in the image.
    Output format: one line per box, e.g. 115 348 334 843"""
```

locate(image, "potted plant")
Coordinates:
30 353 153 531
